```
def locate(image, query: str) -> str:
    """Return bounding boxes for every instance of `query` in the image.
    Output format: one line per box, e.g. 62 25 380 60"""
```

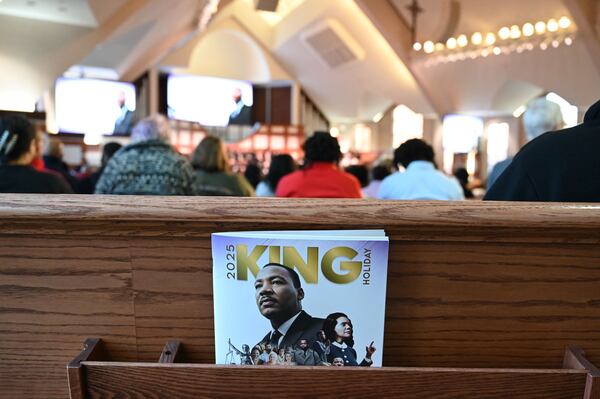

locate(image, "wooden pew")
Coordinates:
67 338 599 398
1 195 600 398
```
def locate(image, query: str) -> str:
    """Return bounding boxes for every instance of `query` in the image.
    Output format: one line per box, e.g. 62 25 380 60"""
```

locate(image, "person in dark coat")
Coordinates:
43 138 81 192
78 142 122 194
485 99 600 202
486 97 563 190
0 116 72 194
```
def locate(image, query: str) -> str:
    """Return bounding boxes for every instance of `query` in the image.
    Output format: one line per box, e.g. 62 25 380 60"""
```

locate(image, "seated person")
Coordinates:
191 136 255 196
43 138 81 192
0 116 72 193
243 163 262 190
362 163 392 198
276 132 362 198
486 97 563 190
256 154 297 197
95 115 195 195
454 168 474 199
377 139 464 200
345 164 369 195
482 98 600 202
78 142 122 194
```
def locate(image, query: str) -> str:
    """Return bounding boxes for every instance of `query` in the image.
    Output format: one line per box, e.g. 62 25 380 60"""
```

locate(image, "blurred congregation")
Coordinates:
1 0 599 202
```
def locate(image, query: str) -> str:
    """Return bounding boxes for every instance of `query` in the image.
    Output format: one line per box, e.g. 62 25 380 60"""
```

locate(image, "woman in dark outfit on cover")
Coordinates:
0 116 72 194
323 312 376 367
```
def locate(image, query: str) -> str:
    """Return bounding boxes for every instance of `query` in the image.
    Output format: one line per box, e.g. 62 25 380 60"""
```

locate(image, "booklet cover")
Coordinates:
212 230 389 367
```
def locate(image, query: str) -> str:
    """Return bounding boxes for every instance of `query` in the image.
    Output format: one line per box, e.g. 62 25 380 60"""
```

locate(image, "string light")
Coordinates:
446 37 457 50
510 25 521 39
423 41 435 53
414 15 576 67
485 32 496 45
535 21 546 34
523 23 535 37
499 27 511 40
471 32 483 45
559 16 571 29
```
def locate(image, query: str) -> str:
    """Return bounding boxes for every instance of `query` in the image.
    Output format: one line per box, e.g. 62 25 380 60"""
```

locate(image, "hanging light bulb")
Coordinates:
485 32 496 45
559 16 572 29
435 42 445 51
457 34 468 47
522 23 535 37
413 42 422 51
493 46 502 55
565 37 573 46
446 37 457 50
424 41 435 53
510 25 521 39
498 26 510 40
471 32 483 45
535 21 546 34
547 19 559 32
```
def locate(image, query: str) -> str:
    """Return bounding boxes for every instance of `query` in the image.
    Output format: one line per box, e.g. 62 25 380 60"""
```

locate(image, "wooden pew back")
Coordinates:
1 195 599 397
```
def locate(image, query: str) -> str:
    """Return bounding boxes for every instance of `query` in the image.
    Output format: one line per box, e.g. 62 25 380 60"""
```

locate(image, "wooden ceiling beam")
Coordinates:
119 0 235 82
50 0 149 75
354 0 451 118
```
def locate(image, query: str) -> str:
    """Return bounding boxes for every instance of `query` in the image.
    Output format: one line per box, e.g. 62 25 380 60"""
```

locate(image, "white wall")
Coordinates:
0 14 91 111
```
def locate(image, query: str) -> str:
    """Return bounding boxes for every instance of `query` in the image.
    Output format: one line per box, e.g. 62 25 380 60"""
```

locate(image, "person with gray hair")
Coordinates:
484 97 600 202
95 114 195 195
487 97 563 190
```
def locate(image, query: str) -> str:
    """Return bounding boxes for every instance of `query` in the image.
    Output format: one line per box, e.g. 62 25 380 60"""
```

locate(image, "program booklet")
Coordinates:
212 230 389 367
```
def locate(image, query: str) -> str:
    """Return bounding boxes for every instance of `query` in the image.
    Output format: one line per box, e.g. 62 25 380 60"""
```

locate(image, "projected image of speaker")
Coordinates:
55 77 136 136
167 74 254 127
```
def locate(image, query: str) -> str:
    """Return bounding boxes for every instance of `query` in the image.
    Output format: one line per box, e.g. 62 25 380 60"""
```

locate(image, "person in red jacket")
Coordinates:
276 131 361 198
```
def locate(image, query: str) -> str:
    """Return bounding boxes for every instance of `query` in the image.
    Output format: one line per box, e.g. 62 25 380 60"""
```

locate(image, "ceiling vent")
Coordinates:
255 0 279 12
302 19 365 69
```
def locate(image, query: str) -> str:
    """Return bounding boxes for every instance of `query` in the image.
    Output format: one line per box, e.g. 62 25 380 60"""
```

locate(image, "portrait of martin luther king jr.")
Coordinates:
255 263 324 349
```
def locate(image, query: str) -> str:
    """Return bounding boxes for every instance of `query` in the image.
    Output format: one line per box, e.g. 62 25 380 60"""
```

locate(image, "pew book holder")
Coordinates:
67 338 600 399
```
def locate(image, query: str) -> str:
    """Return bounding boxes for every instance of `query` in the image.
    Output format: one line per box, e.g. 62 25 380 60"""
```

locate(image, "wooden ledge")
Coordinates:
0 194 599 228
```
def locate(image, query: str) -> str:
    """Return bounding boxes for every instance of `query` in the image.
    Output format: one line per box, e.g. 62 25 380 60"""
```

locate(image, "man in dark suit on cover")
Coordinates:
255 263 324 350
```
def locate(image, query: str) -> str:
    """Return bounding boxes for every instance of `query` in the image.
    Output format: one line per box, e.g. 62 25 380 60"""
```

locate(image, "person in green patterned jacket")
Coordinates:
95 114 195 195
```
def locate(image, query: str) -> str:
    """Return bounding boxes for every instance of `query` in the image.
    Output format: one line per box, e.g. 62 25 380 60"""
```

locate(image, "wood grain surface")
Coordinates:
80 363 588 399
1 195 600 398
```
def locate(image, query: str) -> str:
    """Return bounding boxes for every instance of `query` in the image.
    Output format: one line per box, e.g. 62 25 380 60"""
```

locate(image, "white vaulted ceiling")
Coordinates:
391 0 600 113
0 0 207 111
3 0 600 119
